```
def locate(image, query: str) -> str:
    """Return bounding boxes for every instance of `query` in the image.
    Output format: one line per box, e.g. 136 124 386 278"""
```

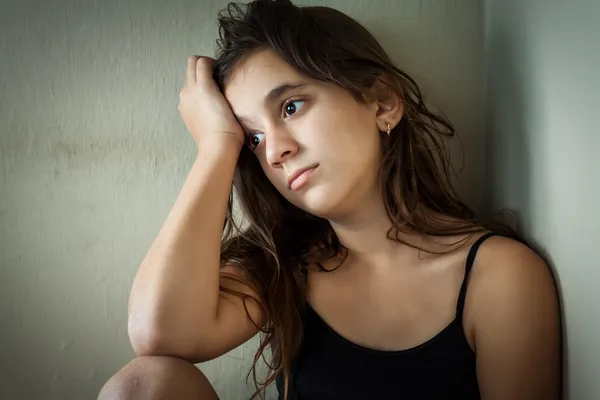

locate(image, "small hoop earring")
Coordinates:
386 123 391 136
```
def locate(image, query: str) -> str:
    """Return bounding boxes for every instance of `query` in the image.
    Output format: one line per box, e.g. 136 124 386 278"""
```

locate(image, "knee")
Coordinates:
98 356 218 400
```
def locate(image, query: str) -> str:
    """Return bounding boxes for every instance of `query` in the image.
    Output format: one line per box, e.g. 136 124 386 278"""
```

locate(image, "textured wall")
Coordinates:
0 0 485 398
485 1 600 398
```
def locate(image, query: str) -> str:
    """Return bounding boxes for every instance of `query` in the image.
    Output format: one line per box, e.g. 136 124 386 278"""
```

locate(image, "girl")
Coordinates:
100 0 561 399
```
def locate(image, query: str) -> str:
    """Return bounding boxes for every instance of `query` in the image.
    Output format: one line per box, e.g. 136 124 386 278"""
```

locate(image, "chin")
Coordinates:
291 184 347 219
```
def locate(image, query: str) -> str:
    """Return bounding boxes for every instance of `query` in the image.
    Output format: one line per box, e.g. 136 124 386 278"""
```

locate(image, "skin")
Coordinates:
99 51 561 400
223 48 562 399
225 49 405 257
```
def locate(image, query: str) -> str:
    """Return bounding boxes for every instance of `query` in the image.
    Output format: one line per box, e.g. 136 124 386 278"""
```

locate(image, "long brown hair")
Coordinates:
212 0 517 398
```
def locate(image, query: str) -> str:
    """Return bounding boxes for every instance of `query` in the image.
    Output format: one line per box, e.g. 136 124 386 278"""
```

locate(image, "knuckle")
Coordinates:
195 57 214 71
196 56 211 65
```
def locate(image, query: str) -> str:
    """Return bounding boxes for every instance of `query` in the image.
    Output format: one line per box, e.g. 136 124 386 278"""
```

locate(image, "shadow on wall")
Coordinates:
485 30 568 397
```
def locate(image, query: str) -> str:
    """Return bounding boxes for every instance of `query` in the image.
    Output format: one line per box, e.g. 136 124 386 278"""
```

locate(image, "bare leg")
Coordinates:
98 356 219 400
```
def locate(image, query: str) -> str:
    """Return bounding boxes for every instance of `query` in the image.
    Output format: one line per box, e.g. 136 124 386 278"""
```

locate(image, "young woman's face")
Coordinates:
224 48 383 219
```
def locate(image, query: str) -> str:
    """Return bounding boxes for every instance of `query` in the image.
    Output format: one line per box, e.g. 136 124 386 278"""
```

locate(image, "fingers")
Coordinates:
186 56 199 84
196 56 216 84
186 56 217 86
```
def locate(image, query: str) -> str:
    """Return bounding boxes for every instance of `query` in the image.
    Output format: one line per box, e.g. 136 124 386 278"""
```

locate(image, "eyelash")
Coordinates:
281 97 304 118
245 97 305 150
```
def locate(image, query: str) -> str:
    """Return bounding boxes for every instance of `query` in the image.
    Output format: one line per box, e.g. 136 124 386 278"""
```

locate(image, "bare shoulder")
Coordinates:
463 234 562 399
467 235 558 300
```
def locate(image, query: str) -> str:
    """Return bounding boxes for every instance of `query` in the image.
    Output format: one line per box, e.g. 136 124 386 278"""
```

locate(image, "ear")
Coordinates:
367 74 404 133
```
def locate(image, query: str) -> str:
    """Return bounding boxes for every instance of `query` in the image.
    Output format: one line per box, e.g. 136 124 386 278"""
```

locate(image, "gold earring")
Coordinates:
386 123 391 136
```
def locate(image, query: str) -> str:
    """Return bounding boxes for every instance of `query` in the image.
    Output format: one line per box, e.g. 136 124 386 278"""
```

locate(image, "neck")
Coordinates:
327 191 414 264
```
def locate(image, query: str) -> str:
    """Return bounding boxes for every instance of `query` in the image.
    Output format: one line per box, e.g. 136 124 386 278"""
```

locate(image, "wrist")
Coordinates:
195 136 243 163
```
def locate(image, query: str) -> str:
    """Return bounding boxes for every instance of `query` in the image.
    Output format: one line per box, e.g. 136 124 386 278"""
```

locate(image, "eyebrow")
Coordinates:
234 81 309 125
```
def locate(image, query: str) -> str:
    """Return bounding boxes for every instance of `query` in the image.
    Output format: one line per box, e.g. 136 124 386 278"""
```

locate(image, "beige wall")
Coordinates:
485 1 600 399
0 0 486 398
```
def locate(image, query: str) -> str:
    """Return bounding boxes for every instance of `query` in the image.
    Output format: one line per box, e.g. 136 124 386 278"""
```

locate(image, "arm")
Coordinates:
128 144 263 363
467 237 562 400
127 56 263 363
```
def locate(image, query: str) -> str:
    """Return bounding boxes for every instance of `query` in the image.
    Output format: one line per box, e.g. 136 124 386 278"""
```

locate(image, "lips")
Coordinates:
287 164 318 191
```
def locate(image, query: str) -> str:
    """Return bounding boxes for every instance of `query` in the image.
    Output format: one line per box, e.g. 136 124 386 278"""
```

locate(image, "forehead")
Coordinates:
224 49 307 104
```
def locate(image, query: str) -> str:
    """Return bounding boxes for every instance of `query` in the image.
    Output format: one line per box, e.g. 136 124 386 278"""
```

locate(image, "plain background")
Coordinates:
0 0 597 398
485 1 600 398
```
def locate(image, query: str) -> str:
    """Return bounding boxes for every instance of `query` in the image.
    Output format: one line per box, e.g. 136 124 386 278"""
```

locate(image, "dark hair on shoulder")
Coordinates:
212 1 517 398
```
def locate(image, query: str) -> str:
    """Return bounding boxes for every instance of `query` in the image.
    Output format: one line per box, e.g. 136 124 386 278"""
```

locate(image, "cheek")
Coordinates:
331 101 376 137
329 115 380 159
260 161 288 194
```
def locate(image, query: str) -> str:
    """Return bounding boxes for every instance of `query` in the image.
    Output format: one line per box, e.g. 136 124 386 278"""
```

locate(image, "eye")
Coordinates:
283 99 305 118
246 132 265 150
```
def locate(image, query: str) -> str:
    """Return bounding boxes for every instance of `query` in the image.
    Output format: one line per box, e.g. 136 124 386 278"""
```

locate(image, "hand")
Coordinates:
178 56 245 150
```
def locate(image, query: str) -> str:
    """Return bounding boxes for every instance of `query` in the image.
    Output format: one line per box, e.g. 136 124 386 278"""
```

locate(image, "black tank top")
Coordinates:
276 232 497 400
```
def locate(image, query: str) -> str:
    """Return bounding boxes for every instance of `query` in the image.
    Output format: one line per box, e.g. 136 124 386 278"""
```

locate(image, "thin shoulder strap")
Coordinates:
456 232 498 320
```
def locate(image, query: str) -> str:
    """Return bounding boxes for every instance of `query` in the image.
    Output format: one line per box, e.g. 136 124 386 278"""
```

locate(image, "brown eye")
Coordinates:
283 100 304 118
247 132 264 150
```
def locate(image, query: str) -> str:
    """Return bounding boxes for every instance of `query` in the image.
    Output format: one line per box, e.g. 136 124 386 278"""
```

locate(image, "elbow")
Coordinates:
127 316 218 363
127 315 164 357
126 306 179 357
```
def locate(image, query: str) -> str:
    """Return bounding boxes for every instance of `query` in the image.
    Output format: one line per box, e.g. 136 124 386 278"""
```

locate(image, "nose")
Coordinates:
265 124 299 168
